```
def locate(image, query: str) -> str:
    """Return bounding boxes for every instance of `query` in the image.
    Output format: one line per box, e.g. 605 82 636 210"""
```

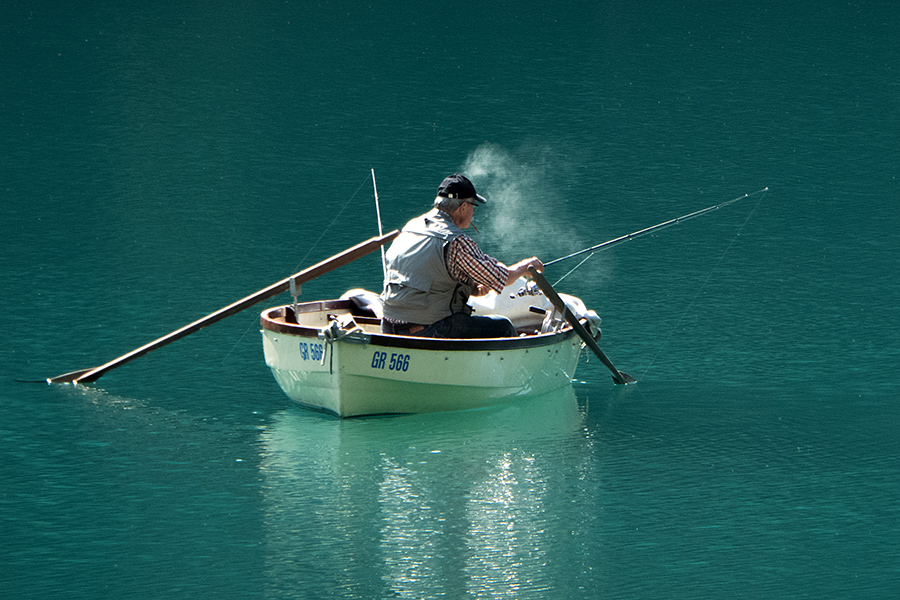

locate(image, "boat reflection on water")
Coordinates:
258 386 595 597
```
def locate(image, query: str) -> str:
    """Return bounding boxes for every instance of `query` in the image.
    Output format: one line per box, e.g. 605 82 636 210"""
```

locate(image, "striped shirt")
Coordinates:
446 235 509 294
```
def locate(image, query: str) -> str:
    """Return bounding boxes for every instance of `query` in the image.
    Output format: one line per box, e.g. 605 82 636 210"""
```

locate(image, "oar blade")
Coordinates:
613 371 637 385
46 368 96 384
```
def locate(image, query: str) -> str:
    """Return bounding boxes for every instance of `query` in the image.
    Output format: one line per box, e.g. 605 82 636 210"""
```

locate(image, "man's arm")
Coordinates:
448 236 508 293
448 236 543 292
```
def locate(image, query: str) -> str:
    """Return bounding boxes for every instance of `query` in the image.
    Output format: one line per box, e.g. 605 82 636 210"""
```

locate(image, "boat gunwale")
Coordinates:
260 302 579 352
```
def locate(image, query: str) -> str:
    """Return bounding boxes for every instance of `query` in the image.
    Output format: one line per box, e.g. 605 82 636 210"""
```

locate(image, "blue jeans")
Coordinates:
417 313 516 339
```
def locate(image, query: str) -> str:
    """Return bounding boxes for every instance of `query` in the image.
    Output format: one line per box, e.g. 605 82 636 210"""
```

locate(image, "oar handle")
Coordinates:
528 267 635 385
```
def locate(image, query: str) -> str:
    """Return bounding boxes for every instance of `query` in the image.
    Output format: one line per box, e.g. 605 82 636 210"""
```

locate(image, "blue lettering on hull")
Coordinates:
371 351 410 372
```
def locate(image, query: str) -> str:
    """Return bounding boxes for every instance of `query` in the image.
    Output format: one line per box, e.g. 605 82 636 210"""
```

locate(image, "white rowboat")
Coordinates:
260 284 600 417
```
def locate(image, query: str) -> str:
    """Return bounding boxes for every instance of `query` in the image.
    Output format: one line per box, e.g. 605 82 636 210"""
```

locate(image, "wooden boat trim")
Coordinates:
260 303 578 351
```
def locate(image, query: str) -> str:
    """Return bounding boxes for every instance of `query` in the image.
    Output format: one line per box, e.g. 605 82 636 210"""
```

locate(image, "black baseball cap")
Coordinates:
436 173 486 204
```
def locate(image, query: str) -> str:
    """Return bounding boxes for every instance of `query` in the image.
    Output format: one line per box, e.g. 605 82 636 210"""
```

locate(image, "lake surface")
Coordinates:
2 1 898 598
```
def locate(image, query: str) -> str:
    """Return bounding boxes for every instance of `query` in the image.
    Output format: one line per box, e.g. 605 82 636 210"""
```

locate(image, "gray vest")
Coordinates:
382 209 476 325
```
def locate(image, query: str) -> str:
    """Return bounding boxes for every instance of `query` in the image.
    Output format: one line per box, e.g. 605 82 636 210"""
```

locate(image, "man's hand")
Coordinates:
506 257 544 286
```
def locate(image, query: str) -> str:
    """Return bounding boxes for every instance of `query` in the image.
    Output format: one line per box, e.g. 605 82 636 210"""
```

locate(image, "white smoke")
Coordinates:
462 142 585 262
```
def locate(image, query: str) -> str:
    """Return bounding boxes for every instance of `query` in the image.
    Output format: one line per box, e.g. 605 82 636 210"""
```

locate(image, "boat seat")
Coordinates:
340 289 384 319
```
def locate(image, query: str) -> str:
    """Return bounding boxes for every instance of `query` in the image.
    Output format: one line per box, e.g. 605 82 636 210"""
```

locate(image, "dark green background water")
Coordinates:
2 1 898 598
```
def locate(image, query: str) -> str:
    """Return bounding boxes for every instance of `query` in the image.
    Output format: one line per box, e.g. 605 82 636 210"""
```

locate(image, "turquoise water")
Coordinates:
2 1 898 598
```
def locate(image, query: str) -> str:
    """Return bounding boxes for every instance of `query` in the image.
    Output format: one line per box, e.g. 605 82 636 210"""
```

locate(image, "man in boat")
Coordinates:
381 173 543 338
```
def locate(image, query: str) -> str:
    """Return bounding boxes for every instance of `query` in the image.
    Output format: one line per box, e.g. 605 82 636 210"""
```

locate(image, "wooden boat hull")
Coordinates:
260 299 584 417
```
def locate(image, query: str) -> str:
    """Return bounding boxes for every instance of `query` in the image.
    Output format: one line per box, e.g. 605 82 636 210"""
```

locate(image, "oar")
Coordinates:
48 230 400 385
528 266 636 385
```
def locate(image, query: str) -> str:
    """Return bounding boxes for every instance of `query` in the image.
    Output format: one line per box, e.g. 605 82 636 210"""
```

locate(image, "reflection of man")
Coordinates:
381 173 543 338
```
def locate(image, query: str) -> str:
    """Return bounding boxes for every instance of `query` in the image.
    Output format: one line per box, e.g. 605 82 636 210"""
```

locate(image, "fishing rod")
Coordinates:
546 187 769 266
371 168 388 280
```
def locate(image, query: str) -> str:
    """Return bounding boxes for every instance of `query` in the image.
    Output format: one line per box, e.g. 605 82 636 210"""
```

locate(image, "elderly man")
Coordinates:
381 173 543 338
